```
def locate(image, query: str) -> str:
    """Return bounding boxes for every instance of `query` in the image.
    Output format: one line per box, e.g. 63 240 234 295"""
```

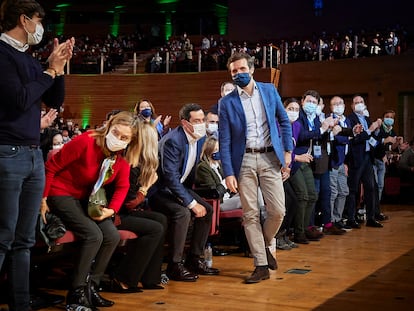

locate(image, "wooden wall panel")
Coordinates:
62 54 414 131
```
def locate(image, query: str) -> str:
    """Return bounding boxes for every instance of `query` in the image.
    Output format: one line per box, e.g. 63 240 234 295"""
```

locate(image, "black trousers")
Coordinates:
149 189 212 263
47 196 120 288
115 210 167 287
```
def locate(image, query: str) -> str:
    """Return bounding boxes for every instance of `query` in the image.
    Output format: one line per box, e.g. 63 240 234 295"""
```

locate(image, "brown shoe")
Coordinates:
245 266 270 284
167 262 198 282
265 247 278 270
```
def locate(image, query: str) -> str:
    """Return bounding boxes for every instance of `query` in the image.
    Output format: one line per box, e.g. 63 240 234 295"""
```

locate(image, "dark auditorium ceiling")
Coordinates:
41 0 229 13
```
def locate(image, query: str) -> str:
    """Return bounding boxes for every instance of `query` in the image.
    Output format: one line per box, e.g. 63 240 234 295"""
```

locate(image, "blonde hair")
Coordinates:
90 111 141 167
135 121 159 184
200 136 218 162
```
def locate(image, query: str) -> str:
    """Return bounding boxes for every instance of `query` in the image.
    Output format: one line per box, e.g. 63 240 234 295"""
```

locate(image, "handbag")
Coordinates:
88 187 106 217
37 212 66 251
87 156 116 218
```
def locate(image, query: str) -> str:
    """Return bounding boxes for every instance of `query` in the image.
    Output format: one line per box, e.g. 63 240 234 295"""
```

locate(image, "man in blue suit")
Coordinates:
218 52 293 284
149 103 219 282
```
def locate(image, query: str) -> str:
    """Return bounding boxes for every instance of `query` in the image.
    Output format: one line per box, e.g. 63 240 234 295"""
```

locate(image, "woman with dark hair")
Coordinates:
0 1 74 309
41 111 141 310
134 99 171 138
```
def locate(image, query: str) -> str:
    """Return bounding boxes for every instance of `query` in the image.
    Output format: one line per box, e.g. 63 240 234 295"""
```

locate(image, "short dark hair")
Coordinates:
0 0 45 32
179 103 203 121
302 90 320 102
383 110 396 118
226 52 254 70
283 97 299 108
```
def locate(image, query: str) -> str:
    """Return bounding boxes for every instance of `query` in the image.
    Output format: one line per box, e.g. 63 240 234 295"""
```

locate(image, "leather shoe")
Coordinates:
167 262 198 282
245 266 270 284
89 281 115 307
346 220 361 229
107 278 142 293
265 247 278 270
376 213 389 221
366 219 383 228
142 284 164 290
185 256 220 275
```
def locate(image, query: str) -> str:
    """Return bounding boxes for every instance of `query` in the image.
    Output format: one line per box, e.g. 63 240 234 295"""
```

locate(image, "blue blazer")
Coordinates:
156 126 205 206
218 82 293 179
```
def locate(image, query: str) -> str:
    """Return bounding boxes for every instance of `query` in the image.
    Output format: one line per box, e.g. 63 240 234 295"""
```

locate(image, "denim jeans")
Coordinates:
0 145 45 311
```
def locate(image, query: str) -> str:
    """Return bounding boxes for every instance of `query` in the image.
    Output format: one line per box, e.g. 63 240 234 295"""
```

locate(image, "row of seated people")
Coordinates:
29 22 410 74
24 100 224 310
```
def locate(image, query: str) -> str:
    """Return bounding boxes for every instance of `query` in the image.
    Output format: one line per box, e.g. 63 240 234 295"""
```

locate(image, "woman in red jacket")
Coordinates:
41 111 141 311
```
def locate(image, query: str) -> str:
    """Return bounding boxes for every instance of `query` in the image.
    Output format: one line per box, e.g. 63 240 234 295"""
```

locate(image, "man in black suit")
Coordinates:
345 95 383 228
149 103 219 281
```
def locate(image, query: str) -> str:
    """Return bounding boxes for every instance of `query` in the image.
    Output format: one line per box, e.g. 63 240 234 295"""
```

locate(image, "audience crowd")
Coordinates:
30 23 410 74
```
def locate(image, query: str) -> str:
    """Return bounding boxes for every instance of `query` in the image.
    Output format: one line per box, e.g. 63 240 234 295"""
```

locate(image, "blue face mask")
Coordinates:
140 108 152 118
211 152 221 161
383 117 394 127
303 102 317 115
232 72 251 88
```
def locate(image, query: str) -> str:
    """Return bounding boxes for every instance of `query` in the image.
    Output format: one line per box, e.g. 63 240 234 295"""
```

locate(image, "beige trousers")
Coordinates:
238 152 286 266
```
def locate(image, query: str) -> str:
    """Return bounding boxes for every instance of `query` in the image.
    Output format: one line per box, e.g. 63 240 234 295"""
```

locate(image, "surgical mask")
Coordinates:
354 103 365 113
24 15 44 45
232 72 251 88
383 117 394 127
316 105 323 116
52 144 63 150
303 102 317 115
192 123 206 140
140 108 152 118
333 105 345 116
206 123 218 134
211 152 221 161
286 111 299 122
363 109 370 117
105 131 129 152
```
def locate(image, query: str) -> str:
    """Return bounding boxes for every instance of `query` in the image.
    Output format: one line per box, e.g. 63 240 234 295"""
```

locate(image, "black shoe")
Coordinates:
375 213 389 221
366 219 383 228
245 266 270 284
66 287 97 311
167 262 198 281
265 247 278 270
107 278 142 293
293 233 309 244
346 220 361 229
89 282 115 307
142 284 164 290
185 256 220 275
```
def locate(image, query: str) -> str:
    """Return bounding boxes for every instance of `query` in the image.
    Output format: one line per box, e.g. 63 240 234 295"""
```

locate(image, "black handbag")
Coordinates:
37 212 66 251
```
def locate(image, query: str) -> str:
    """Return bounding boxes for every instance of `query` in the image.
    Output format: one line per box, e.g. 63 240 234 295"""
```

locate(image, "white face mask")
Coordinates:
363 109 370 117
286 111 299 122
354 103 365 113
24 16 44 45
333 105 345 116
192 123 206 140
105 131 129 152
52 144 63 150
206 123 218 134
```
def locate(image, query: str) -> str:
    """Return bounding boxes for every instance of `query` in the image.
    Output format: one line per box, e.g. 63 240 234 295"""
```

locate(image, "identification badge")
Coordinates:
313 145 322 158
368 137 378 147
